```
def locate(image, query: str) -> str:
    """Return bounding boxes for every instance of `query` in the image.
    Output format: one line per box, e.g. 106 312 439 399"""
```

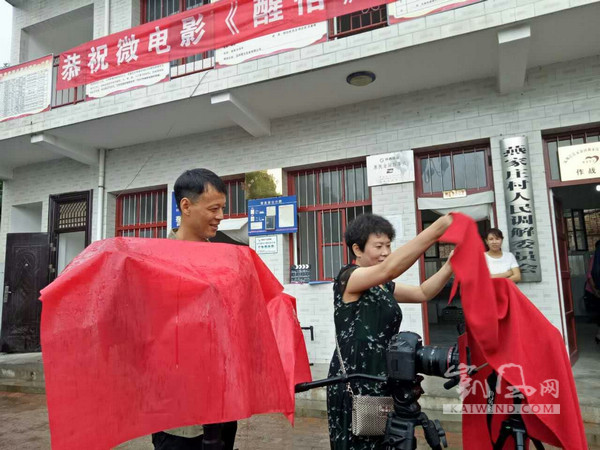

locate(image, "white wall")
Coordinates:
22 6 94 62
10 202 42 232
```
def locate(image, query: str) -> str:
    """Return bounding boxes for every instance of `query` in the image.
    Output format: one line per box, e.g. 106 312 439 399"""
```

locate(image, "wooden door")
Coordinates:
1 233 50 353
553 196 578 362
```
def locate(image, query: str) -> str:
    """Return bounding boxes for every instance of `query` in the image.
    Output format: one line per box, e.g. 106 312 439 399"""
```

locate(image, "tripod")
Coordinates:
491 398 545 450
295 373 448 450
383 375 447 450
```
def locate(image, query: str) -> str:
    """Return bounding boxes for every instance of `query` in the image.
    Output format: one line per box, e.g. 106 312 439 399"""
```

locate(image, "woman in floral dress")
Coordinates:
327 213 454 449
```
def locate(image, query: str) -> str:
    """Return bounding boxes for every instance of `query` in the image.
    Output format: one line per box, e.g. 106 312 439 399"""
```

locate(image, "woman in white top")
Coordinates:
484 228 521 283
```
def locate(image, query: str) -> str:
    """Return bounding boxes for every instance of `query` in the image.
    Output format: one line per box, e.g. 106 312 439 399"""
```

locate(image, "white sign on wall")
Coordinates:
255 235 278 254
558 142 600 182
0 55 54 122
86 63 170 99
367 151 415 187
215 22 327 67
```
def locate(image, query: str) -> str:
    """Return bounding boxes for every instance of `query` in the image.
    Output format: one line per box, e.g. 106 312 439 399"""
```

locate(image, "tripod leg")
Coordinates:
419 414 445 450
513 429 525 450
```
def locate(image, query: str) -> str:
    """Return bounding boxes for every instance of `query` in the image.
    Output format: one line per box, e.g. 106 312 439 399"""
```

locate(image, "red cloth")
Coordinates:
441 213 587 449
40 238 312 450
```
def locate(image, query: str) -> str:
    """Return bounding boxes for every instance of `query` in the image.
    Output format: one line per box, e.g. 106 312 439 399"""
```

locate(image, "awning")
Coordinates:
417 191 495 221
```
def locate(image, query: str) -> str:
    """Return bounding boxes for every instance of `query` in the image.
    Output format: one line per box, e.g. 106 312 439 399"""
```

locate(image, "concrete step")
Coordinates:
0 352 44 382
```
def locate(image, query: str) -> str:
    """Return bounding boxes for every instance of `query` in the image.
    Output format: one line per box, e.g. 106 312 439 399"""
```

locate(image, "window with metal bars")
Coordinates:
416 145 492 197
289 163 372 281
544 128 600 186
116 189 168 238
142 0 208 22
223 178 247 218
329 4 388 39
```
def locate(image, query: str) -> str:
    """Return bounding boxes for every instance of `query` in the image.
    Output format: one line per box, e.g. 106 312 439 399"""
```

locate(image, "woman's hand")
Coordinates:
445 249 454 271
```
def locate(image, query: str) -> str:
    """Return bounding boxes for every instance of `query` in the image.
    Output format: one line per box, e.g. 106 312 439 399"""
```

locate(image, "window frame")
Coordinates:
115 188 168 238
414 144 494 198
328 4 388 39
287 162 372 281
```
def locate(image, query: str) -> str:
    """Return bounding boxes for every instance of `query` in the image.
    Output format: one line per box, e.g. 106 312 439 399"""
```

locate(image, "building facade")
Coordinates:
1 0 599 361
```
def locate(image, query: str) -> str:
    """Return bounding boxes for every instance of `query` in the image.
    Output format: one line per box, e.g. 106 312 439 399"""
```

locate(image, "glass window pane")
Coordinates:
424 261 439 278
429 157 442 193
453 154 466 190
323 245 343 280
558 137 571 148
297 173 316 207
441 155 452 191
572 136 584 145
547 140 560 180
463 153 481 190
298 211 318 281
122 197 129 226
475 151 487 189
421 159 431 193
320 170 341 204
140 195 147 224
587 134 599 142
345 167 357 202
323 211 341 244
576 233 587 251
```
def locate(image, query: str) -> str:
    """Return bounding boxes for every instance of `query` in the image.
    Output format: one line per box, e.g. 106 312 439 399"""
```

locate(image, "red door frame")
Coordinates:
413 143 497 344
549 194 578 363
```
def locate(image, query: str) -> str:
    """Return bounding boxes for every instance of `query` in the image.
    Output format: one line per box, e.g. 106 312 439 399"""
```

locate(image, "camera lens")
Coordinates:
416 345 459 378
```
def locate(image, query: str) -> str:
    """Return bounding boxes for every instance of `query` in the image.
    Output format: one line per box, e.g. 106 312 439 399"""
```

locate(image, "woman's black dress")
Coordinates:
327 264 403 449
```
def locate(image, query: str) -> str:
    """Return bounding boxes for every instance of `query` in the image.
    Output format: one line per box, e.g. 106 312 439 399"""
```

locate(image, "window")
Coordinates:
544 128 600 186
565 208 600 252
116 189 168 238
416 145 492 196
223 178 247 218
142 0 208 23
329 5 388 39
289 163 371 281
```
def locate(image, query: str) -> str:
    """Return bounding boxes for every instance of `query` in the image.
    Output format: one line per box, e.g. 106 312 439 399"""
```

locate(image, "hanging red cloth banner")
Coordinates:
441 213 587 449
40 238 312 449
56 0 400 90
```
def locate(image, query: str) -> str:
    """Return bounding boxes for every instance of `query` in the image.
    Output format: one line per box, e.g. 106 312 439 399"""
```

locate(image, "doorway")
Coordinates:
48 191 92 280
414 143 495 345
420 211 491 345
551 184 600 363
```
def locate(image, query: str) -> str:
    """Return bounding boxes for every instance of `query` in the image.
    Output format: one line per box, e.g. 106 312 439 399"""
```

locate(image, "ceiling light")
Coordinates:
346 71 376 87
596 184 600 192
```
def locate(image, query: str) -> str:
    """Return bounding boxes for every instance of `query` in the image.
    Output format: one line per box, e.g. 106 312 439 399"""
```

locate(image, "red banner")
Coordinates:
57 0 398 90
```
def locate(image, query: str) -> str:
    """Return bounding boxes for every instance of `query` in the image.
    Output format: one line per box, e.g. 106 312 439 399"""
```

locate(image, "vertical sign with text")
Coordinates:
500 137 541 282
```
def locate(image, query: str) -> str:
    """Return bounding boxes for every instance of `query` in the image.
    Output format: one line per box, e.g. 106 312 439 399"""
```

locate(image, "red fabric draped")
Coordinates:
441 213 587 449
40 238 312 450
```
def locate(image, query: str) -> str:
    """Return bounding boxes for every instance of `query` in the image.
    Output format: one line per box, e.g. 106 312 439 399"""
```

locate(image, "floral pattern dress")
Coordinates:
327 264 403 450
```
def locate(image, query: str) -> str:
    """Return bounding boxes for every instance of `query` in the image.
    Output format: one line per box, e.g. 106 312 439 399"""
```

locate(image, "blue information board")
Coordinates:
171 192 180 230
248 195 297 236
